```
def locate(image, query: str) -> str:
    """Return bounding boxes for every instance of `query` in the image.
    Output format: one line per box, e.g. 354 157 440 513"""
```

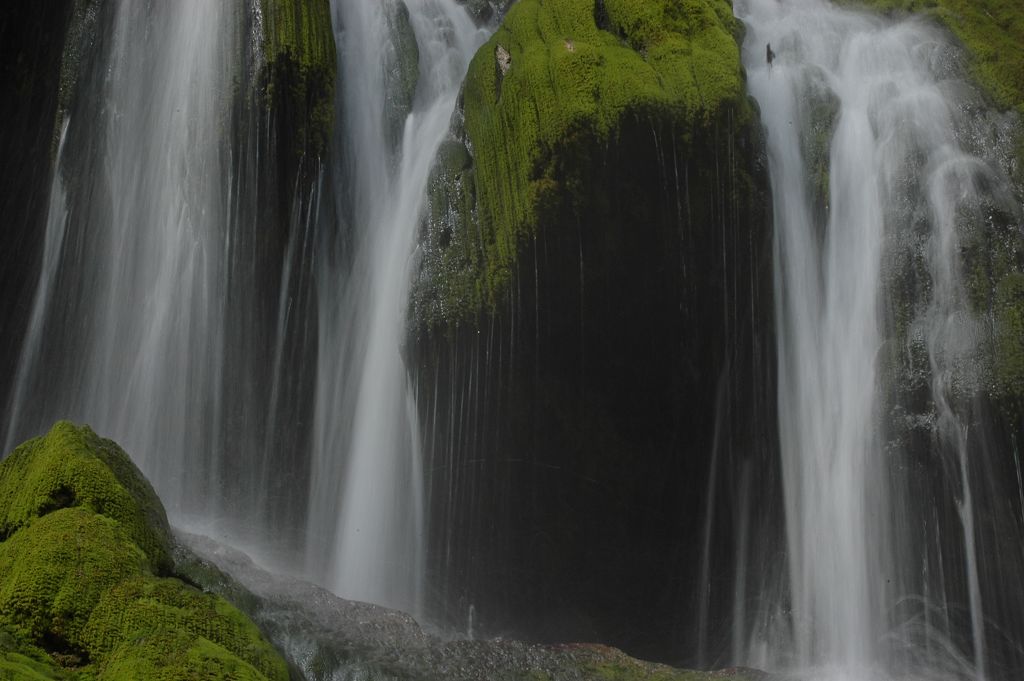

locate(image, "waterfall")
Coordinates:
306 0 487 612
4 0 491 618
2 0 238 517
735 0 1022 678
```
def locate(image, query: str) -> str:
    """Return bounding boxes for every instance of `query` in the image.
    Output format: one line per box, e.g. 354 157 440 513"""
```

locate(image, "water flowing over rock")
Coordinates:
304 0 488 614
717 0 1024 678
1 0 333 567
1 0 1023 676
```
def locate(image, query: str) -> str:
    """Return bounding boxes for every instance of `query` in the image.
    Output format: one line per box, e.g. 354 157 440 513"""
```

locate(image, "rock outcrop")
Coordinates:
409 0 776 660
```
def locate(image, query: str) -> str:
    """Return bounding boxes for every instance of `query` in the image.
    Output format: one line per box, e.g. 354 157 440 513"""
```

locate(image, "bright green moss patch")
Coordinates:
839 0 1023 113
97 629 269 681
0 423 288 680
0 653 69 681
415 0 749 325
0 508 147 655
260 0 336 158
0 421 172 574
84 577 287 680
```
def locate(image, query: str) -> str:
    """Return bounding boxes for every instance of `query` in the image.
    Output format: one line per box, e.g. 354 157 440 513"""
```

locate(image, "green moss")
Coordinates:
259 0 337 158
838 0 1023 113
97 630 267 681
0 653 69 681
0 421 172 574
0 623 70 680
0 508 146 659
415 0 749 325
0 425 289 681
84 577 287 680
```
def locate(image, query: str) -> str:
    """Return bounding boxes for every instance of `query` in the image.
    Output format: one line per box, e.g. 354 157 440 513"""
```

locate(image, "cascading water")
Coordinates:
2 0 237 517
306 0 487 612
733 0 1023 678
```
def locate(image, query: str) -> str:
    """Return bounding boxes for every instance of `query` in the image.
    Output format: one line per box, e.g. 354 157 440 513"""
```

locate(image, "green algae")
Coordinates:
0 423 288 681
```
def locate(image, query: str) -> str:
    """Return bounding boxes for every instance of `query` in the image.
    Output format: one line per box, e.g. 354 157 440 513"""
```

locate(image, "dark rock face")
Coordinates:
0 0 76 421
409 0 776 664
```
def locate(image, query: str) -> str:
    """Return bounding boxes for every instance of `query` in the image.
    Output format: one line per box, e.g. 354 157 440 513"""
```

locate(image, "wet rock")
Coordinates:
179 532 772 681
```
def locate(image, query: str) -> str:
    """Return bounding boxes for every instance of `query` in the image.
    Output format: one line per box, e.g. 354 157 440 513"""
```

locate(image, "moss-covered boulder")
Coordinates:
0 421 288 680
0 421 172 573
413 0 753 325
410 0 774 660
0 621 70 680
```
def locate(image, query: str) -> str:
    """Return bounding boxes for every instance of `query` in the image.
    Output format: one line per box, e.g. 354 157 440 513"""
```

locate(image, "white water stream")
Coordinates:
307 0 487 613
3 0 236 517
736 0 1017 678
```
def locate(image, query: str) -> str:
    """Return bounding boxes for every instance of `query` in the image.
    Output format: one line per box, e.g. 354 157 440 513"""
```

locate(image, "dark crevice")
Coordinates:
593 0 612 34
40 631 91 669
38 484 77 516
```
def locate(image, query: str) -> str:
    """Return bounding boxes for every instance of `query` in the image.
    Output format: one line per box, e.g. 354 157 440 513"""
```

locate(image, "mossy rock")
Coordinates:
0 653 69 681
84 577 287 680
0 622 70 680
0 508 146 658
0 423 289 680
260 0 336 159
413 0 750 326
99 629 269 681
0 421 172 574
